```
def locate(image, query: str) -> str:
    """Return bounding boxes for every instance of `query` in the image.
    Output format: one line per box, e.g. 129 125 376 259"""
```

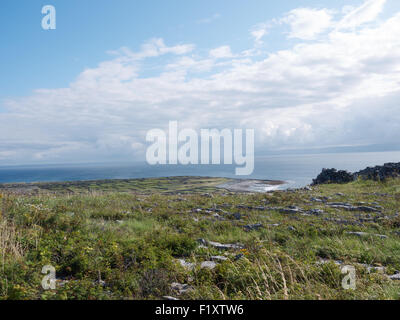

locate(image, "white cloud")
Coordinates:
197 13 221 24
0 151 16 160
250 23 269 45
337 0 386 29
281 8 333 40
209 46 233 58
1 3 400 164
108 38 195 61
166 56 215 72
342 5 356 15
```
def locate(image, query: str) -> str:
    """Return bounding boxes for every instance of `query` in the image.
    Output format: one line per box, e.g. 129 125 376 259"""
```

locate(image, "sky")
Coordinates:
1 0 400 165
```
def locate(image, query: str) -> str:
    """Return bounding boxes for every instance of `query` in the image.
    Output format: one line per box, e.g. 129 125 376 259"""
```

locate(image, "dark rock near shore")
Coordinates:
312 162 400 185
312 168 354 185
355 162 400 181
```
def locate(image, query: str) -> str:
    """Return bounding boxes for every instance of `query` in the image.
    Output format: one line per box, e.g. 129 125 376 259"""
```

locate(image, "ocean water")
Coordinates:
0 151 399 189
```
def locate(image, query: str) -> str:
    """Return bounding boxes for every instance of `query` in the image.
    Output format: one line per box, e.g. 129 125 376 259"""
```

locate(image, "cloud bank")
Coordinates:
1 0 400 164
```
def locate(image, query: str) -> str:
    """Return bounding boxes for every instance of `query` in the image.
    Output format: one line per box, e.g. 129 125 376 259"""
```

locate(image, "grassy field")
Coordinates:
0 176 230 195
1 177 400 300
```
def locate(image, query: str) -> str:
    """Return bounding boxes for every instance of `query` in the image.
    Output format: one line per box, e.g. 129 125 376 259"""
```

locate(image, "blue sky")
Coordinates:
1 0 400 165
3 0 394 97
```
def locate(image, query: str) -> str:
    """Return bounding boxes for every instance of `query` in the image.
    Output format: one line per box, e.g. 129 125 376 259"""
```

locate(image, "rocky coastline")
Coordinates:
312 162 400 185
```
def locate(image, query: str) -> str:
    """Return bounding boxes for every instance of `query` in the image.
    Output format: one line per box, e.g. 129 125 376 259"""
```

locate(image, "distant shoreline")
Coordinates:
0 176 287 194
217 178 286 193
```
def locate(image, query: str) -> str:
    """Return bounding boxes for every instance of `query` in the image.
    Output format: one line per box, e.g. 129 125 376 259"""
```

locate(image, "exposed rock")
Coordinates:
358 217 375 223
327 203 380 213
207 207 225 213
94 279 106 287
305 209 325 216
210 255 228 262
236 204 267 211
197 238 207 246
280 206 302 214
312 168 354 185
171 282 193 295
329 205 353 211
317 258 343 266
327 202 353 206
200 261 217 269
360 264 385 273
234 253 244 261
356 206 381 213
243 223 264 232
163 296 180 300
355 163 400 181
268 223 280 227
388 273 400 280
207 241 244 250
212 213 225 220
178 259 195 270
233 212 242 220
346 231 388 239
198 238 244 250
253 206 268 211
267 206 283 211
346 231 370 237
317 259 385 273
313 162 400 185
201 193 213 198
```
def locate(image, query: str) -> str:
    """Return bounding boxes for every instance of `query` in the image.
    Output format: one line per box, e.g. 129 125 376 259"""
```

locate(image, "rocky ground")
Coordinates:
1 169 400 300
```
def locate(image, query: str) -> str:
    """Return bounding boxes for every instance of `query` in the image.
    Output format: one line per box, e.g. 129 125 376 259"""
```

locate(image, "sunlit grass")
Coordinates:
0 178 400 299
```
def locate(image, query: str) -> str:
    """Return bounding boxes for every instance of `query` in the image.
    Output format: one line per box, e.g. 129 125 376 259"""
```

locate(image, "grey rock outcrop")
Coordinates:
312 168 354 185
355 162 400 181
313 162 400 185
243 223 264 231
200 261 217 269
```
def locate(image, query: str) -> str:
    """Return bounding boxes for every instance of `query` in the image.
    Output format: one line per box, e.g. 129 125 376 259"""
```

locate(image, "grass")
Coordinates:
0 176 230 195
0 178 400 300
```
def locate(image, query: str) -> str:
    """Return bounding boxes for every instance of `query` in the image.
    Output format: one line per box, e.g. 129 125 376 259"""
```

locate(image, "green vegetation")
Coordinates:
0 176 229 195
0 177 400 300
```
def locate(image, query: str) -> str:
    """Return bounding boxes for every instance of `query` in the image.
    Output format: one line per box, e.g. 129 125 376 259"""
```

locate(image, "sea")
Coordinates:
0 151 399 189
